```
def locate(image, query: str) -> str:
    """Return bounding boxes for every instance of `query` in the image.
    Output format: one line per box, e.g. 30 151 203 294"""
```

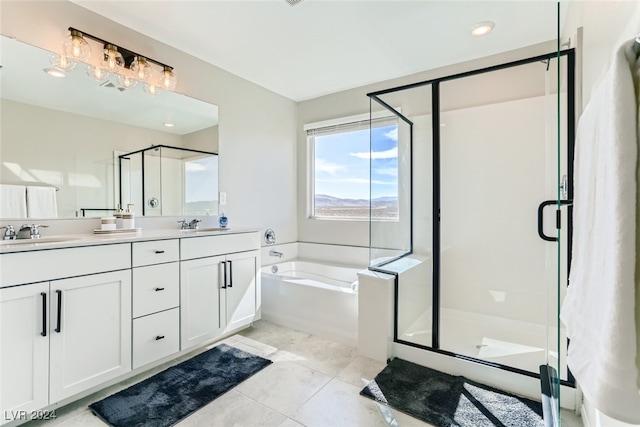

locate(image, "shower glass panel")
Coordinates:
368 97 414 266
370 86 434 343
438 57 570 380
119 145 219 216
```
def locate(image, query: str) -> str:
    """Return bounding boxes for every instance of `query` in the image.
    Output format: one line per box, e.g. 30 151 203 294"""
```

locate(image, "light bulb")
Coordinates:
62 30 91 61
144 83 160 96
116 73 138 89
162 67 177 90
130 57 152 82
102 44 125 72
86 64 109 82
49 53 76 71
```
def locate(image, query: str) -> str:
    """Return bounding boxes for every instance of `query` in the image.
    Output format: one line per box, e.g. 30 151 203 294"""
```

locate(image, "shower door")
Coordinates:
437 53 573 381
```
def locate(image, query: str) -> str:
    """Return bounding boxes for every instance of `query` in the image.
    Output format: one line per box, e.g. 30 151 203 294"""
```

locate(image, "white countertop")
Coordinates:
0 227 259 254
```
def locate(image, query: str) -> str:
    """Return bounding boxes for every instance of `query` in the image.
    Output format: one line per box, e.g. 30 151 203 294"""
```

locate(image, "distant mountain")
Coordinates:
315 194 397 207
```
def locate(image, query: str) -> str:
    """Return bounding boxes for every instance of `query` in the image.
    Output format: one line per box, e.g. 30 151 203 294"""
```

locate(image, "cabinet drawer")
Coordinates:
0 244 130 287
132 263 179 318
132 308 179 369
132 240 179 267
180 232 259 260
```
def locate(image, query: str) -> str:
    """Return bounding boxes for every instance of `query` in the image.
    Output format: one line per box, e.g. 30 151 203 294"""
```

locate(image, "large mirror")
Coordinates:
0 35 219 219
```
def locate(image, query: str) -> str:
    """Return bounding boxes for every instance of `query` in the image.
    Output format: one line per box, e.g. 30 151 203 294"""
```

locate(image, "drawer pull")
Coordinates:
155 250 165 254
41 292 47 337
155 287 165 292
155 335 165 340
55 290 62 333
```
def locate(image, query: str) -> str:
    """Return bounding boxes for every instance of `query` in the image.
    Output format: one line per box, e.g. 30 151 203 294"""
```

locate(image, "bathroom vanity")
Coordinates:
0 228 260 424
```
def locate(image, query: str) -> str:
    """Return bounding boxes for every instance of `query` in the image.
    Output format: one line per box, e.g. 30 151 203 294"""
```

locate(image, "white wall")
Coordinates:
562 1 640 425
183 126 219 153
0 0 298 244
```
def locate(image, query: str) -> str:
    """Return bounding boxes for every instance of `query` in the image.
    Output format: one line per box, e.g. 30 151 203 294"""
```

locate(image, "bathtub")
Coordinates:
260 260 361 346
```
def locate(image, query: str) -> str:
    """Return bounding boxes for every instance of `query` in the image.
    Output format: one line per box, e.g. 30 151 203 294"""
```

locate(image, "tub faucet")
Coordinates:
269 249 283 258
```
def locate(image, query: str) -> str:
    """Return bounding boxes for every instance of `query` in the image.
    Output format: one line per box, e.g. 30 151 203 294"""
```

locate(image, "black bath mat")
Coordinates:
360 358 544 427
90 344 272 427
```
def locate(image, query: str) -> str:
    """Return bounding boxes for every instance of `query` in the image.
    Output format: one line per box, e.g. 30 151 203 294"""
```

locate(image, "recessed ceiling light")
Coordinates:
43 67 66 78
163 122 175 128
471 21 495 37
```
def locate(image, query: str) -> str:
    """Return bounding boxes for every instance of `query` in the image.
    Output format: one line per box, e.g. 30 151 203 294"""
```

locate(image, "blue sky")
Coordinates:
314 124 398 200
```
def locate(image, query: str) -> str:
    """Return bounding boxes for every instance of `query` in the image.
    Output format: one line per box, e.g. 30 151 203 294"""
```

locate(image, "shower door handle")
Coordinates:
537 199 572 242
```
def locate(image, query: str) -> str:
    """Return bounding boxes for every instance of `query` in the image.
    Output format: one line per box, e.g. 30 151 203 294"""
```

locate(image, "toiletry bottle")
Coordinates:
114 204 123 229
219 212 228 228
123 204 135 229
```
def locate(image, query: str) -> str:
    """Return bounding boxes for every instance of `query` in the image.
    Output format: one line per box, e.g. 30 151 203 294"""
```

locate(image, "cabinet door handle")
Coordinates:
154 250 165 254
155 335 165 340
228 260 233 288
41 292 47 337
221 261 227 289
55 290 62 333
155 287 165 292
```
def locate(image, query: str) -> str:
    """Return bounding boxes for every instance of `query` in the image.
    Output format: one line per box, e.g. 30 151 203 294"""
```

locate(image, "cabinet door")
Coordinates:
0 282 49 419
225 250 259 332
180 256 225 350
49 270 131 403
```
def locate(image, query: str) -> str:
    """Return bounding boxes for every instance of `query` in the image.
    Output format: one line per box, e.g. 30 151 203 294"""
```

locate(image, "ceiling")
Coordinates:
70 0 560 102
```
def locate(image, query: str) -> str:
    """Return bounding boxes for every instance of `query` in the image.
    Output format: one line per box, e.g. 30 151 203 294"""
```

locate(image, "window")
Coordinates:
307 115 399 219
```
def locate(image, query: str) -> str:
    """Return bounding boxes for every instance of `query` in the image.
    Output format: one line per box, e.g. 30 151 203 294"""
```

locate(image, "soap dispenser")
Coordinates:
114 204 123 229
219 212 228 228
123 204 135 229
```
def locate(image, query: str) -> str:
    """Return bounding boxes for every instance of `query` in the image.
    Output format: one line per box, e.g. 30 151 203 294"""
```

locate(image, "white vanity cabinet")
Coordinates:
49 270 132 403
180 232 260 350
0 230 261 424
131 240 180 369
0 244 132 423
180 254 226 350
0 282 50 417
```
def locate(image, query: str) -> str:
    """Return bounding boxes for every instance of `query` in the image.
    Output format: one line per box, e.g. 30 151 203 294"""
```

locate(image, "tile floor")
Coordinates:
25 320 583 427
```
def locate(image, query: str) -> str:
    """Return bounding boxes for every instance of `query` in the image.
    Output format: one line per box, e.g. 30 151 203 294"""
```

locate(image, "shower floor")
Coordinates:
399 307 567 379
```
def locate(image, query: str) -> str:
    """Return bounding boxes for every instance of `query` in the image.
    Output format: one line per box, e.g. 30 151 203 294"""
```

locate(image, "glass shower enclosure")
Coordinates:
368 49 575 425
119 145 219 216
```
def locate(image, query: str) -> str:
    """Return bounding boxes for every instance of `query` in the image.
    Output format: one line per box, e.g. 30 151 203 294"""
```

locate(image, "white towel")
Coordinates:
26 186 58 218
0 184 27 218
561 41 640 424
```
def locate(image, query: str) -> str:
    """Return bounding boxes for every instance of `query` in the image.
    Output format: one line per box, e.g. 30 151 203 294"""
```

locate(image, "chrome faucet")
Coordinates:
1 225 17 240
269 249 283 258
17 224 48 239
178 219 202 230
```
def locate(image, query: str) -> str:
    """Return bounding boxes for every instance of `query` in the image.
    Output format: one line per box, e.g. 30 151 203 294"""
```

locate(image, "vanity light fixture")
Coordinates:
54 28 177 94
163 122 175 128
471 21 495 37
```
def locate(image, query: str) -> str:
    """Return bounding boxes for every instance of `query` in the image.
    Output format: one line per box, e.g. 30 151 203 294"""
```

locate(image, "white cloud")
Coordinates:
349 147 398 160
374 167 397 177
385 128 398 141
315 158 346 174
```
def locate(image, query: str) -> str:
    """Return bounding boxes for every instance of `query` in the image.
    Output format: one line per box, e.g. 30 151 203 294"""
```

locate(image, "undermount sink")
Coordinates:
0 236 81 246
181 227 231 233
